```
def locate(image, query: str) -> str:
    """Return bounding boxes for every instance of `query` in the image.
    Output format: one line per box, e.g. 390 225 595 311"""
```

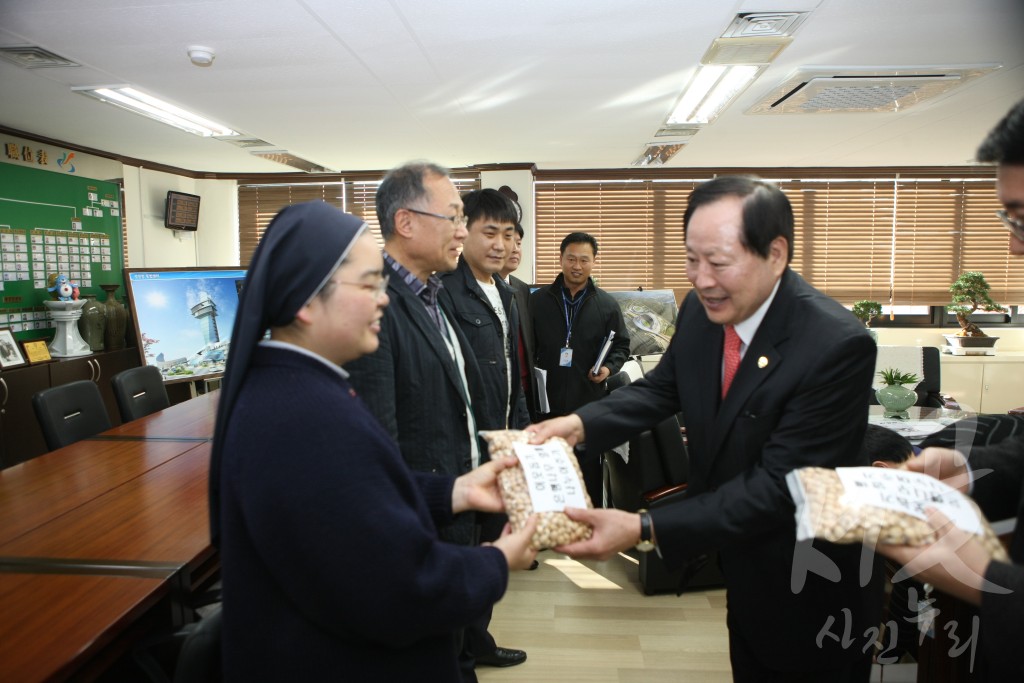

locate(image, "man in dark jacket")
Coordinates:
441 189 530 431
877 97 1024 683
345 162 525 678
530 232 630 500
501 222 539 421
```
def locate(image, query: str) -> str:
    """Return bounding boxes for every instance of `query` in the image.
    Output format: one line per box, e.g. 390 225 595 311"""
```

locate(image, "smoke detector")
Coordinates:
187 46 216 67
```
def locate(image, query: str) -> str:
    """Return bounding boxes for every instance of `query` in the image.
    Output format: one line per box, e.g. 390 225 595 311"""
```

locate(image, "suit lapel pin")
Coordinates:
757 356 769 369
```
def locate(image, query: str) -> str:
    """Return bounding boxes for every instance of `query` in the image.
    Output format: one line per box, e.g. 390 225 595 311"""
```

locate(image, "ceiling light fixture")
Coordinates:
72 85 238 137
667 64 762 125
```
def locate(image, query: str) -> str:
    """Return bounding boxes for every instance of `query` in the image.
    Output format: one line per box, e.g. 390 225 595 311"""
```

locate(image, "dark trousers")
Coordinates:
728 615 873 683
460 514 505 675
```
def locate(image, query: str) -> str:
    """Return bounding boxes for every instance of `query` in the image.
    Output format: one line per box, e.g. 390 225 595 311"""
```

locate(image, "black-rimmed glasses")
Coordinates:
996 210 1024 241
404 207 468 228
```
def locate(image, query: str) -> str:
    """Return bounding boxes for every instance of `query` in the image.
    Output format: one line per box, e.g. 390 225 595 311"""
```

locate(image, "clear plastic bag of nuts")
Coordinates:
786 466 1008 561
480 429 594 550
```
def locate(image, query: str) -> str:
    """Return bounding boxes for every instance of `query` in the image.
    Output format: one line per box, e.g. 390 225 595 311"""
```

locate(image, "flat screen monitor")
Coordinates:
165 191 200 231
124 267 246 384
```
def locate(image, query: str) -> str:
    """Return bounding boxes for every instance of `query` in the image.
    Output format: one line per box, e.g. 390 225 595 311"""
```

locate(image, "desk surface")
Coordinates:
0 572 168 683
0 438 205 547
92 389 219 441
0 392 219 682
0 442 212 567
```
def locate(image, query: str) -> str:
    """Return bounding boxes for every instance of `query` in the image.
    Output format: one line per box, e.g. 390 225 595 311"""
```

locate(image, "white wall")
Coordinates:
121 167 238 268
481 169 535 283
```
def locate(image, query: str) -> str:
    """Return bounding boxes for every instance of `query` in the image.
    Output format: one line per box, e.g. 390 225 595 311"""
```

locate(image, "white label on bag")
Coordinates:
835 467 983 536
512 441 588 513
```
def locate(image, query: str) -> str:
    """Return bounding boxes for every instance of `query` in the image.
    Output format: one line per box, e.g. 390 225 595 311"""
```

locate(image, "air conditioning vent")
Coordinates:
216 136 275 149
748 65 1000 114
0 46 80 69
250 150 333 173
721 12 809 38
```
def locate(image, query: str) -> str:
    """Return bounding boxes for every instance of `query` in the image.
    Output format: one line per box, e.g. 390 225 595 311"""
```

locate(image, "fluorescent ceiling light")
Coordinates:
72 86 238 137
667 65 762 125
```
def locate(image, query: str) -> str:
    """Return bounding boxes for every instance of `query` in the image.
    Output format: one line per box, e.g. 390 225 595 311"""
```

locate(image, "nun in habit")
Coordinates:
210 201 537 682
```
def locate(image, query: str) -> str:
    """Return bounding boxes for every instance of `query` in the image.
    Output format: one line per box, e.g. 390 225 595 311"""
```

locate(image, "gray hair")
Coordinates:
376 161 451 240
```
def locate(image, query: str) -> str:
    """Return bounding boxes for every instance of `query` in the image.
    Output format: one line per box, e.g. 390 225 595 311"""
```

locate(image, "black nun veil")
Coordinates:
209 201 367 545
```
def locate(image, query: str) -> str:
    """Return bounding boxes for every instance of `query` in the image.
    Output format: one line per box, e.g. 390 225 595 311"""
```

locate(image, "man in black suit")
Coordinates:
500 222 538 421
345 162 526 678
530 176 882 681
877 97 1024 682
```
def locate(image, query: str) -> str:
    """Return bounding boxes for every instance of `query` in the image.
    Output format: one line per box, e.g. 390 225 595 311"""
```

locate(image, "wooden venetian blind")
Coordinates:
237 174 480 266
534 168 1015 305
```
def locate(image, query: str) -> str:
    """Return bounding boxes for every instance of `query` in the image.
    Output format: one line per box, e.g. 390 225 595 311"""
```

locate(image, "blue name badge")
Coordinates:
559 347 573 367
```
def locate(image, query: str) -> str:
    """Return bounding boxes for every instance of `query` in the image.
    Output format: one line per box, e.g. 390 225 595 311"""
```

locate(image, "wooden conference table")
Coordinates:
0 390 219 683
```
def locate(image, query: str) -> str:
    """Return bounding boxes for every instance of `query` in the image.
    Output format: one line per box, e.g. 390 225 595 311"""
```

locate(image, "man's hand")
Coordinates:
589 365 611 383
452 456 517 515
489 515 540 570
526 414 585 446
552 507 642 561
874 508 1001 606
902 447 970 493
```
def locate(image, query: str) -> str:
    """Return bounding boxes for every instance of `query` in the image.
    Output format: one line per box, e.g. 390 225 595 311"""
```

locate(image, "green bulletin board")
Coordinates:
0 162 125 341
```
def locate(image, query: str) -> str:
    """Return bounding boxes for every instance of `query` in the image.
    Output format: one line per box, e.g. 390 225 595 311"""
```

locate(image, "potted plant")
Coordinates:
944 271 1006 350
852 300 882 341
876 368 919 417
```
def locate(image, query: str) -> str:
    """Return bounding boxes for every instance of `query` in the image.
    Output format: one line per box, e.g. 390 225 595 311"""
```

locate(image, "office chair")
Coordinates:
112 365 170 422
135 604 223 683
869 346 948 408
32 380 112 451
601 370 723 594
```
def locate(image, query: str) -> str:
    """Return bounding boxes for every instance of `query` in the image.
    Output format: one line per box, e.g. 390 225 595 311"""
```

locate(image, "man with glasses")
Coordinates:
345 162 524 679
878 97 1024 682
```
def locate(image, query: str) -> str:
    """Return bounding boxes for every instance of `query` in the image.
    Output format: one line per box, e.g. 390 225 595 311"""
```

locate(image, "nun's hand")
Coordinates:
452 456 517 514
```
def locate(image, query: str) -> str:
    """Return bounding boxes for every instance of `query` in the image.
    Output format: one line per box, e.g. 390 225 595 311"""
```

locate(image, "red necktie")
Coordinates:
722 325 741 398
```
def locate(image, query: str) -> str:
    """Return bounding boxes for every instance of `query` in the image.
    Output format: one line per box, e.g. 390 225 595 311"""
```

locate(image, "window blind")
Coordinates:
534 168 1016 306
237 174 480 266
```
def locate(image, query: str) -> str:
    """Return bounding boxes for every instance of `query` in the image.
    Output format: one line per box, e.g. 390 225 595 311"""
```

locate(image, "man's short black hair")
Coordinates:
859 424 914 465
560 231 598 256
462 188 519 228
682 175 794 263
977 97 1024 164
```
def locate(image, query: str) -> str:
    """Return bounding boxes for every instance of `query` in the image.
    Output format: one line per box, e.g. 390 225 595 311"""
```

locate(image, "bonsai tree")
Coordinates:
947 271 1006 337
852 300 883 327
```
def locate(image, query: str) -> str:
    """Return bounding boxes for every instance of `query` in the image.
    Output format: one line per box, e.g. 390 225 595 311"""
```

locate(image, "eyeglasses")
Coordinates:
335 274 389 297
996 210 1024 241
404 207 468 228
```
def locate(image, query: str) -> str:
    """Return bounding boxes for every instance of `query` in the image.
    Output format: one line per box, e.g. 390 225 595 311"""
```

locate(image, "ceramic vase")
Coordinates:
101 284 128 351
875 383 917 417
77 295 106 352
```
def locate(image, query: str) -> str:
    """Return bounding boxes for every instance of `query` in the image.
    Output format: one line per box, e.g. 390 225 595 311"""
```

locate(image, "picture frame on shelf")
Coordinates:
0 327 27 369
21 339 52 365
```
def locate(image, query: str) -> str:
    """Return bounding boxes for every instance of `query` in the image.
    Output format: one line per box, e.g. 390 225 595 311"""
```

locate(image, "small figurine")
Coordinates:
47 273 80 301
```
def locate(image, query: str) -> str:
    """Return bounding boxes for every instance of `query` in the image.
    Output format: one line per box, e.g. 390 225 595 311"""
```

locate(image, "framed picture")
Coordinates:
22 339 52 365
0 328 27 369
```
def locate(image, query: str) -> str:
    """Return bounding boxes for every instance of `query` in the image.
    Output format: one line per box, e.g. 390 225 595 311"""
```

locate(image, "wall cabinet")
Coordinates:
0 348 140 468
939 353 1024 414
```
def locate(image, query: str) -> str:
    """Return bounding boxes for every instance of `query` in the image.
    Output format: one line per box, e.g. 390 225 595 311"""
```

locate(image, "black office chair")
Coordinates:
112 365 170 422
869 346 948 408
32 380 112 450
601 372 724 594
135 604 223 683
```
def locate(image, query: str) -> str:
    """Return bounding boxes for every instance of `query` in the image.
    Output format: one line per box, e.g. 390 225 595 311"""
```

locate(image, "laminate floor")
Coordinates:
479 551 733 683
